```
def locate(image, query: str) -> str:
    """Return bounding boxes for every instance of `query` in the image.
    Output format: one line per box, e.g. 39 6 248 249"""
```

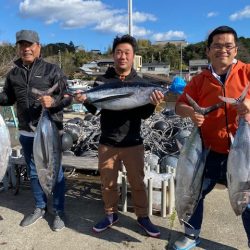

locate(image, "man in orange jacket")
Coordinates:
173 26 250 250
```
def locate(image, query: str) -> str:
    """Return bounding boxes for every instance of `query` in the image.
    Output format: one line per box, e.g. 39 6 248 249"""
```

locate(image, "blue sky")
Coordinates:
1 0 250 52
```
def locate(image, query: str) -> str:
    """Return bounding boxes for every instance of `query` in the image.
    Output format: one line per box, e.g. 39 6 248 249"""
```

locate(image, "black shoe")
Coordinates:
93 213 119 233
20 208 46 227
137 216 160 237
52 211 65 232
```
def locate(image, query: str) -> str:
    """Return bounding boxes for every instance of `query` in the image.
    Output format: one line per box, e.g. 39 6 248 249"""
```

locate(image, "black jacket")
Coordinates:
85 67 155 147
0 58 72 131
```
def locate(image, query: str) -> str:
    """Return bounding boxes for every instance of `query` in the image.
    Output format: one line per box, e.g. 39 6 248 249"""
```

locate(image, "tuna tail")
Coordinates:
218 83 250 144
162 85 170 96
31 83 59 97
186 94 224 115
218 83 250 105
66 89 85 97
160 84 183 96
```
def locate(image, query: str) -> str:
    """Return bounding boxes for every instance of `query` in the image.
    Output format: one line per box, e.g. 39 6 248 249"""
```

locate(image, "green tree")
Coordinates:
68 41 76 53
0 43 16 76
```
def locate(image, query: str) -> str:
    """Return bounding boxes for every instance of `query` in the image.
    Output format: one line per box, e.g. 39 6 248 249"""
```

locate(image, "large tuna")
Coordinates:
175 94 224 225
32 84 62 196
219 84 250 215
0 114 11 182
68 81 185 110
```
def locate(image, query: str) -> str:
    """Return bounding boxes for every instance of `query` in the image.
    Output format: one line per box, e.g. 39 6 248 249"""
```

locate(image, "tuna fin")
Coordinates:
32 83 59 97
186 94 224 115
218 96 237 104
219 83 250 104
175 138 183 151
91 93 134 104
95 81 105 85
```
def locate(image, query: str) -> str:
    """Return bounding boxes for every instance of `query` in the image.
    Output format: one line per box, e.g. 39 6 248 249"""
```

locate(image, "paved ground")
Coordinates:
0 176 248 250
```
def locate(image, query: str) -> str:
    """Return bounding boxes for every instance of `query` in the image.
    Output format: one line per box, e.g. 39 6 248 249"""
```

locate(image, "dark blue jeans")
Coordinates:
19 134 65 212
185 150 250 241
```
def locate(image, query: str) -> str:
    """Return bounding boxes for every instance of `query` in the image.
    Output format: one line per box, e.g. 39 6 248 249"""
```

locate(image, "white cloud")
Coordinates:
207 12 218 18
133 26 152 37
230 5 250 21
19 0 156 37
132 11 157 23
151 30 187 41
94 13 152 37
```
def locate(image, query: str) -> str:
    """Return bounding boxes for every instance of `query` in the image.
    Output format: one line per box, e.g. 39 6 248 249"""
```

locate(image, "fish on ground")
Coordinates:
32 84 62 196
219 84 250 215
0 113 11 182
175 94 224 225
67 81 185 111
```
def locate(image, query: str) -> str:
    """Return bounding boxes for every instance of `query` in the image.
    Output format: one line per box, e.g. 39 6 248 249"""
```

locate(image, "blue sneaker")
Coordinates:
137 216 160 237
173 235 200 250
93 213 119 233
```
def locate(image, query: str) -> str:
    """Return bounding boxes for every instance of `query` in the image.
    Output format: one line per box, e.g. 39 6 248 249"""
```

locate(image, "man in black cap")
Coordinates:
0 29 72 231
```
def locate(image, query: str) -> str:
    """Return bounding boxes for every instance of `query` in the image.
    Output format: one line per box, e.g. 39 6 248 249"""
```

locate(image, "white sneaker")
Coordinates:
173 235 200 250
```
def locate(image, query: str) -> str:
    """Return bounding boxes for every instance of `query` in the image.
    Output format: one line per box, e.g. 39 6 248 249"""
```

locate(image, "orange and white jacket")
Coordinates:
177 60 250 153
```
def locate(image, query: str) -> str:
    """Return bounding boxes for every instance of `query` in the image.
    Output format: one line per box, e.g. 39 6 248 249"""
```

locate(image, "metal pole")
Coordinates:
168 175 175 214
161 180 167 218
148 178 153 216
180 43 182 77
58 50 62 69
128 0 133 36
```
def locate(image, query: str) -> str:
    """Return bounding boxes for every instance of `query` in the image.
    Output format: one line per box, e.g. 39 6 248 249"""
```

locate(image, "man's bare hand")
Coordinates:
39 95 55 108
74 92 87 103
150 90 165 106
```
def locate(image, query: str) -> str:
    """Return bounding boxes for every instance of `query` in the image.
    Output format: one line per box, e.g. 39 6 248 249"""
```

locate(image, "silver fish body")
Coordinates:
0 114 11 182
175 127 208 224
175 94 224 224
77 82 168 110
226 118 250 215
218 84 250 215
33 109 62 196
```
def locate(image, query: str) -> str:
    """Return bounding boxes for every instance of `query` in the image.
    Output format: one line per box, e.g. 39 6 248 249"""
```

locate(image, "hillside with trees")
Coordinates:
0 37 250 79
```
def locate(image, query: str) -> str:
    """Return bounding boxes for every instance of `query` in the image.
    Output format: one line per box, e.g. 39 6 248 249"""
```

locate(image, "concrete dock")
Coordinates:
0 176 248 250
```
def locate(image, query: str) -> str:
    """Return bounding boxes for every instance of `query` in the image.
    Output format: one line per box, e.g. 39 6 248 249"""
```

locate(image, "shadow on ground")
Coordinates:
0 172 240 249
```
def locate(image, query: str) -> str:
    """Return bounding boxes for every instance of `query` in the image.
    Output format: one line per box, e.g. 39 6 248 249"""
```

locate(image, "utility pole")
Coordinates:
58 49 62 69
180 43 183 77
128 0 133 36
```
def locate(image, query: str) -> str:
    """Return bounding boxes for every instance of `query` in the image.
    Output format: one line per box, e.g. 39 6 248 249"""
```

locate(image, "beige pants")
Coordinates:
98 144 148 217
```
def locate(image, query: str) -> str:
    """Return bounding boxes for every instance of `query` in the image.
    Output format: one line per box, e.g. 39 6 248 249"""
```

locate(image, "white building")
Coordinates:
79 59 114 76
140 62 170 76
80 56 143 76
189 59 208 76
